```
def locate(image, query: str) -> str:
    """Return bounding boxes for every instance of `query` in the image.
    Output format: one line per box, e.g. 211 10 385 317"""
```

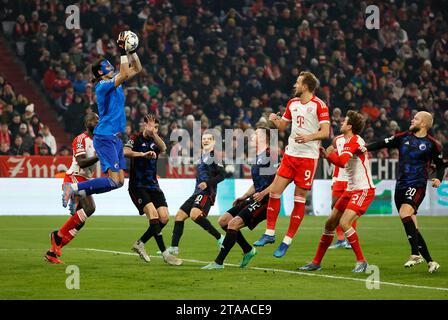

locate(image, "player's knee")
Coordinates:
159 214 169 225
269 192 281 199
218 214 229 227
84 205 96 216
324 220 336 232
228 217 242 230
175 210 188 221
339 219 351 231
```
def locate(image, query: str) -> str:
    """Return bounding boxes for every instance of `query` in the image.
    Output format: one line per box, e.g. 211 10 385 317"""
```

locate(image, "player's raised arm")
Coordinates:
114 31 142 87
126 51 143 79
145 115 166 153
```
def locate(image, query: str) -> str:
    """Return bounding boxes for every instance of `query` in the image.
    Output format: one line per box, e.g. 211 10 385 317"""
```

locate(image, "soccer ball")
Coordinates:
125 31 139 52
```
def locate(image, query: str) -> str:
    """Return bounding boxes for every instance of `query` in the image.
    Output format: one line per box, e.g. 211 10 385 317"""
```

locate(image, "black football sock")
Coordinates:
139 219 157 244
194 216 222 240
416 229 433 262
150 220 166 253
159 221 167 231
237 231 252 254
221 225 228 232
401 216 420 256
215 229 238 265
171 221 184 247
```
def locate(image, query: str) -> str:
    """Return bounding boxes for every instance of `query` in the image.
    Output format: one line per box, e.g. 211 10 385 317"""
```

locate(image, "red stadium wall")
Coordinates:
0 156 73 178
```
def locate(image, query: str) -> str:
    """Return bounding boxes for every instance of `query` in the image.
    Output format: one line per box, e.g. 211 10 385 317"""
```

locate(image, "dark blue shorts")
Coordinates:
93 134 126 173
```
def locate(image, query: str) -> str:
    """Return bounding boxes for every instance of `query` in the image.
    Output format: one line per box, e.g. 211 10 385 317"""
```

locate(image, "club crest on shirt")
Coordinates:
419 144 427 151
307 107 313 113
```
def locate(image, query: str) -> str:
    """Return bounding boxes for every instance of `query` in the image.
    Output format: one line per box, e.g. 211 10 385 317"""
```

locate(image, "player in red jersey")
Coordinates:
328 135 357 249
254 71 330 258
44 113 99 264
300 111 374 272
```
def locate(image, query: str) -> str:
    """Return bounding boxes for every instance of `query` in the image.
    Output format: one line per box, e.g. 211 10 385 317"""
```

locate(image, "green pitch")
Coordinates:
0 216 447 300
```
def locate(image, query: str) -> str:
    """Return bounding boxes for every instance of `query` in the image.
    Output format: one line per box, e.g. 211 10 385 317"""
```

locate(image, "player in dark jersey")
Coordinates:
202 126 276 269
363 111 445 273
166 132 226 255
124 115 182 266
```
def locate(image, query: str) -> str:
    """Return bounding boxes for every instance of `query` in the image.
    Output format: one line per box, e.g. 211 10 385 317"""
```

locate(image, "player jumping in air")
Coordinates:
124 115 182 266
202 127 276 269
254 71 330 258
166 132 226 255
362 111 444 273
61 31 142 213
328 135 356 250
45 113 99 264
300 111 374 273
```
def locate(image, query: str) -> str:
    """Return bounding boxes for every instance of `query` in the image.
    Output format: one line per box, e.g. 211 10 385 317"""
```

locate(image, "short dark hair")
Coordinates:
299 71 319 92
346 110 366 135
143 114 160 125
91 58 104 79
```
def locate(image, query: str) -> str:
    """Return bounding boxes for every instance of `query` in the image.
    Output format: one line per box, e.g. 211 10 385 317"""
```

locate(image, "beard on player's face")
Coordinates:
409 124 420 132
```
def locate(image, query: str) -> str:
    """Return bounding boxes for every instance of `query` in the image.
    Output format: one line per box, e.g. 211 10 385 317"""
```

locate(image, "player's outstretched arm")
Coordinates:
123 146 155 159
233 184 256 206
364 133 404 152
76 154 99 168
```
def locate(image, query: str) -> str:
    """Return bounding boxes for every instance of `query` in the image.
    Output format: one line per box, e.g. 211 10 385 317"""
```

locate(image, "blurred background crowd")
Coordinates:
0 0 447 160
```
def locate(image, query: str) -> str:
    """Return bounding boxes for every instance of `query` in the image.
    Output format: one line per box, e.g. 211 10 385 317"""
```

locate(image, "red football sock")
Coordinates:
285 196 306 239
336 225 344 241
61 225 84 248
266 193 281 233
58 209 87 240
312 230 334 265
352 220 357 230
345 227 365 262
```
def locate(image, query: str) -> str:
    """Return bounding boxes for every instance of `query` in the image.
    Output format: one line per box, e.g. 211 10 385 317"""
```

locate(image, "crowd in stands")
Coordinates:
0 75 57 155
1 0 447 160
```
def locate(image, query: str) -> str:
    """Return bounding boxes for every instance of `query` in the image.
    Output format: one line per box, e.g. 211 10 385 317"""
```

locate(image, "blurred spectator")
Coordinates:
17 123 33 152
10 135 28 155
0 123 11 146
32 133 51 155
0 142 10 155
41 125 57 155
